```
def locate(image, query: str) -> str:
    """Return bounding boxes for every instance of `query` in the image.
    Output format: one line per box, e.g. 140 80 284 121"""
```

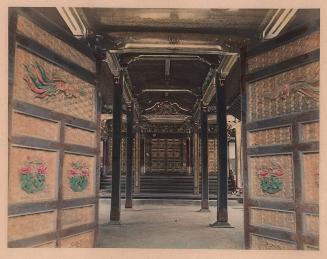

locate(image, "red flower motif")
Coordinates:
69 169 78 176
258 169 269 177
272 169 284 177
37 164 47 174
20 166 32 174
82 169 89 176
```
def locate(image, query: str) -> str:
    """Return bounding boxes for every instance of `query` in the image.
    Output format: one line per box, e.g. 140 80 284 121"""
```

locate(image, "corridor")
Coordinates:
97 199 244 249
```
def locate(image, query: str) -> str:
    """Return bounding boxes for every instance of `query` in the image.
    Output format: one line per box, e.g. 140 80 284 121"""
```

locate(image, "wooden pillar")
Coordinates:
110 74 123 222
125 104 133 208
102 138 108 175
211 75 232 227
186 137 191 175
140 137 145 175
193 126 200 194
149 137 152 173
134 127 141 193
189 135 193 176
235 122 242 189
201 105 209 210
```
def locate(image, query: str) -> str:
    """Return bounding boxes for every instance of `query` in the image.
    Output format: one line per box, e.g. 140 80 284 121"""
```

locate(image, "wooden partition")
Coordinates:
242 27 319 249
8 8 99 247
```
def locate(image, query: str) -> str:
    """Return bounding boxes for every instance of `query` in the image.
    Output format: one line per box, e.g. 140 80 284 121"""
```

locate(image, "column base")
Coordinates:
209 221 234 228
193 187 199 195
199 208 210 212
108 220 121 225
134 186 140 193
110 207 121 222
125 199 133 208
201 200 209 210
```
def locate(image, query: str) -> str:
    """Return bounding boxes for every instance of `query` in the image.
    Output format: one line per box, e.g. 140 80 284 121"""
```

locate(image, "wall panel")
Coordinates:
8 9 99 248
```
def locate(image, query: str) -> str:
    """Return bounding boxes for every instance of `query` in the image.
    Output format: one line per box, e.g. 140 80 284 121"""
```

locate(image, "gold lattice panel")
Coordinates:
61 205 95 230
301 122 319 142
12 112 60 141
17 15 95 73
32 241 57 248
247 62 319 122
250 234 297 250
8 210 57 241
13 48 96 122
247 31 319 73
303 153 319 204
248 126 291 147
250 208 296 232
65 125 96 148
59 231 94 248
303 213 319 236
208 139 217 174
249 155 294 200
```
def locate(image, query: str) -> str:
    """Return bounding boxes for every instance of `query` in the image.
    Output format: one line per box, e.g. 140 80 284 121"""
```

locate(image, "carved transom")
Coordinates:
144 100 189 115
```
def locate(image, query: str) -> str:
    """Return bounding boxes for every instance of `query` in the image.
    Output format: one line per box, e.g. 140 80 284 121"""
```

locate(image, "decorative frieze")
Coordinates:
17 15 95 73
248 31 319 73
247 62 319 122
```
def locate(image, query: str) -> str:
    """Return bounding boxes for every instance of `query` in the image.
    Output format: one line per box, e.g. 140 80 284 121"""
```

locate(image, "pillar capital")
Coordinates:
113 75 121 85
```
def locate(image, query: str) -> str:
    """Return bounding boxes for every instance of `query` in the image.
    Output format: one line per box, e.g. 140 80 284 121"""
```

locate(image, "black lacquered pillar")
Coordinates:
110 74 123 222
211 75 232 228
125 104 134 208
102 139 109 175
200 104 209 210
193 125 200 194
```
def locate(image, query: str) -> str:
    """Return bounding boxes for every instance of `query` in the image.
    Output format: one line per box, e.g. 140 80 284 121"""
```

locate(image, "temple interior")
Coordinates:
7 7 320 250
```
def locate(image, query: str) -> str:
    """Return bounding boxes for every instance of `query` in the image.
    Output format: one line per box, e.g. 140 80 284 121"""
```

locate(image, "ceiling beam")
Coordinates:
97 24 255 38
261 9 298 40
126 54 212 66
140 89 198 97
110 48 238 55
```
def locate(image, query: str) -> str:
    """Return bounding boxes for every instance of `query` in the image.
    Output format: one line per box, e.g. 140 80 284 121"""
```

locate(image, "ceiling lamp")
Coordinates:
262 9 298 40
56 7 87 39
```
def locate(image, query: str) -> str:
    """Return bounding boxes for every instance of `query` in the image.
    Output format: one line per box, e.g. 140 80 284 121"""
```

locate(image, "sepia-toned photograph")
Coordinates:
6 4 320 251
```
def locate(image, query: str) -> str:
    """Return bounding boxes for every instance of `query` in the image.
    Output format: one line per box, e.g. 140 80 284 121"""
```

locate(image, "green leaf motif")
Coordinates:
69 175 88 192
260 175 283 194
20 173 46 194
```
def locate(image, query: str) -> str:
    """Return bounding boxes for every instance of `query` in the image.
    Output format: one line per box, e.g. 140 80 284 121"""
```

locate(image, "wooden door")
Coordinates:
242 27 319 249
8 8 100 247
